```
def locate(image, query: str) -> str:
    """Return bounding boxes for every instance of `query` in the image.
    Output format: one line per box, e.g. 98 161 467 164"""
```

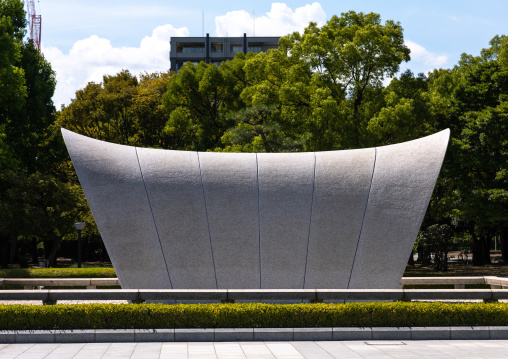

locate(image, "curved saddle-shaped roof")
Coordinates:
62 128 449 290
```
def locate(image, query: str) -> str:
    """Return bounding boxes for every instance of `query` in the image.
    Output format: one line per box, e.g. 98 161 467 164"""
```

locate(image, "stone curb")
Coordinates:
1 327 508 343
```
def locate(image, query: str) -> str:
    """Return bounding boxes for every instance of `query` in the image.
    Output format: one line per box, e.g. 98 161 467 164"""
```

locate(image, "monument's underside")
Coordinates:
62 128 450 290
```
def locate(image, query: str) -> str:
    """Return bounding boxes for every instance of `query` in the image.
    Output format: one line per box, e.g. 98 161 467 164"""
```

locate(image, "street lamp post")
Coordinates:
74 222 86 268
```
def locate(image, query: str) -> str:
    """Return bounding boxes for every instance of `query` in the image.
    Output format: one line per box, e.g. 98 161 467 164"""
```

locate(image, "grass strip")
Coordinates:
0 268 116 278
1 302 507 330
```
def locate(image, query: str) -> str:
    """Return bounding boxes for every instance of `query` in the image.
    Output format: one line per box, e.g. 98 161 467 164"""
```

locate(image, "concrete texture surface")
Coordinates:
199 152 260 289
304 148 375 289
348 129 450 289
61 129 170 290
257 152 315 289
4 340 508 359
136 148 216 289
62 129 450 290
3 327 508 343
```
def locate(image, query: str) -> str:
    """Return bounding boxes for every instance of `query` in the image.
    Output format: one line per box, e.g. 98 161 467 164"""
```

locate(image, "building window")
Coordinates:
230 43 242 53
176 42 205 53
248 42 278 53
212 42 223 53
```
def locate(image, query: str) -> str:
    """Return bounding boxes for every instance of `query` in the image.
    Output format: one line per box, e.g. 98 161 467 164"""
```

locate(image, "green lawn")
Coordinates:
0 267 116 278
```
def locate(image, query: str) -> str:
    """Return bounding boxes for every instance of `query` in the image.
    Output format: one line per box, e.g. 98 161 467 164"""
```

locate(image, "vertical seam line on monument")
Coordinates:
302 152 317 289
196 152 218 289
347 147 377 289
134 147 173 289
256 153 261 288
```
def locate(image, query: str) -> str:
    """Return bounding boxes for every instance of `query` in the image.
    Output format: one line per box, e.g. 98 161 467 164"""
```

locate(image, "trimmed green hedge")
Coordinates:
0 268 116 278
1 302 508 330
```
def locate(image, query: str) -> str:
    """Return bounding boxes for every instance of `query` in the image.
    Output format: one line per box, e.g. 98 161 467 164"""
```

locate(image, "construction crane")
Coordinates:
26 0 41 51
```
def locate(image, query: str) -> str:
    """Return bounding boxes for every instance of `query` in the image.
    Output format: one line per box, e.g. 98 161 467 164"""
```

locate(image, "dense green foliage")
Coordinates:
0 302 507 330
0 0 93 268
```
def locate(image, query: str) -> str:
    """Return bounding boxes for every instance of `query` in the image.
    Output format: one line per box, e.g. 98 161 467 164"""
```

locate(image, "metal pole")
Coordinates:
77 230 82 268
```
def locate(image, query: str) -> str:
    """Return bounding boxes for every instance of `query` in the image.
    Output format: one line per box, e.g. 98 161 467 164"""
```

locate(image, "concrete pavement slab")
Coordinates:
213 342 247 359
187 342 216 358
238 342 276 358
264 342 305 358
159 343 188 358
0 343 34 356
290 341 335 358
101 342 136 359
43 343 85 359
3 341 508 359
12 343 60 359
131 342 162 359
71 343 111 359
315 341 364 358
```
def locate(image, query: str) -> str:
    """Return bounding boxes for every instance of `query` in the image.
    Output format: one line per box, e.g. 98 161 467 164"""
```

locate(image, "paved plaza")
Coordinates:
2 340 508 359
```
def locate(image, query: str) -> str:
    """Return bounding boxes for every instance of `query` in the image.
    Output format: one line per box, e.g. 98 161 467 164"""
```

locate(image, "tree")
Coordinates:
58 70 139 145
221 104 292 153
0 0 26 121
0 0 88 267
366 70 434 146
132 72 172 148
6 43 59 173
416 224 453 271
162 61 241 151
221 11 410 152
59 70 175 149
292 11 410 143
444 36 508 264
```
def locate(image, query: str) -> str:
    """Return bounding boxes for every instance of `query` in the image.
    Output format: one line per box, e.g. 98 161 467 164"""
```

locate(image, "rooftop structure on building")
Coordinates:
170 33 280 72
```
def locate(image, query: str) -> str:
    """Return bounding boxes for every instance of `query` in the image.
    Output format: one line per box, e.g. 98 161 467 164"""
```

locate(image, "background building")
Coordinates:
170 33 280 72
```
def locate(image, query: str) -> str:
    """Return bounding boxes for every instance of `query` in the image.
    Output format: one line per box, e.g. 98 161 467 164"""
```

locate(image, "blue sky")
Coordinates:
35 0 508 108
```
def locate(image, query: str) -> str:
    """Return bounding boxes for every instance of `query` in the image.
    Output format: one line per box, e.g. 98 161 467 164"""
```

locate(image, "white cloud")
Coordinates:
44 24 189 108
215 2 326 37
405 39 448 67
45 3 328 108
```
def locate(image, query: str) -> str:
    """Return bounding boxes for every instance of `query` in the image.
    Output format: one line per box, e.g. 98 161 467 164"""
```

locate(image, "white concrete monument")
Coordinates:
62 128 449 289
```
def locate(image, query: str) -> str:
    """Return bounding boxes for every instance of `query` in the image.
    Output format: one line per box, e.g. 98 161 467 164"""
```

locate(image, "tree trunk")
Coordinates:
43 240 50 260
0 237 10 268
31 237 38 264
472 232 491 265
47 236 63 267
483 236 492 264
9 239 17 264
471 232 484 265
443 248 449 271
